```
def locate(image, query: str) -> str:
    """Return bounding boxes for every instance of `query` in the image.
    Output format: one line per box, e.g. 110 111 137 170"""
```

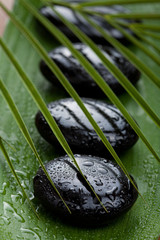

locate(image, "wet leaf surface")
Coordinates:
0 1 160 239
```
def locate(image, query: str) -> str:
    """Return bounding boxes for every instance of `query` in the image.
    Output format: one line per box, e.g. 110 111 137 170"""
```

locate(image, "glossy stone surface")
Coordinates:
35 98 138 157
40 43 140 97
33 155 138 226
39 3 138 45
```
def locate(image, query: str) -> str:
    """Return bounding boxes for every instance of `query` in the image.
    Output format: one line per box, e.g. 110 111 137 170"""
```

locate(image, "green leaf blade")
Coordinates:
16 0 160 164
0 1 160 239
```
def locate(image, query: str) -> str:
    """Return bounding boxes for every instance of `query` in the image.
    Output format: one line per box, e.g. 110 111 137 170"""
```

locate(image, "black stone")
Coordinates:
40 43 141 97
35 98 138 157
33 155 138 226
39 2 138 45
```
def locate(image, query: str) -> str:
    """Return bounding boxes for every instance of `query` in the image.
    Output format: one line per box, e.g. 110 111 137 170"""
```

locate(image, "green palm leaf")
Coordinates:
0 75 72 213
15 0 160 163
0 1 160 239
0 2 140 208
138 30 160 40
105 18 160 66
77 0 160 7
0 135 39 218
130 28 160 54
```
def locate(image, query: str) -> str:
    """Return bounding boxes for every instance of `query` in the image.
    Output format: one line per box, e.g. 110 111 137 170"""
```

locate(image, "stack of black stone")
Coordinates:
34 1 140 227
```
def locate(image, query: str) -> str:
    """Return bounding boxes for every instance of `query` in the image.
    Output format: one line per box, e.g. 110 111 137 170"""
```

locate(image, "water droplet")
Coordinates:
21 180 29 189
20 228 41 240
0 182 8 195
95 179 103 186
15 170 27 177
98 167 108 174
11 192 23 203
112 116 119 121
83 161 94 167
9 156 16 162
29 192 35 201
65 117 71 120
3 202 25 223
106 186 118 195
0 215 11 225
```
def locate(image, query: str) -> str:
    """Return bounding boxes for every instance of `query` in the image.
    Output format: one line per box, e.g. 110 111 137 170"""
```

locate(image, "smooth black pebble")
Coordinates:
40 43 141 97
33 155 138 226
39 3 138 45
35 98 138 157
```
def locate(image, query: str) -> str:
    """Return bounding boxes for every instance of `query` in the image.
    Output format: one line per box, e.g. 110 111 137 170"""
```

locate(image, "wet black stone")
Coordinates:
39 2 138 45
35 98 138 157
40 43 141 97
33 155 138 226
